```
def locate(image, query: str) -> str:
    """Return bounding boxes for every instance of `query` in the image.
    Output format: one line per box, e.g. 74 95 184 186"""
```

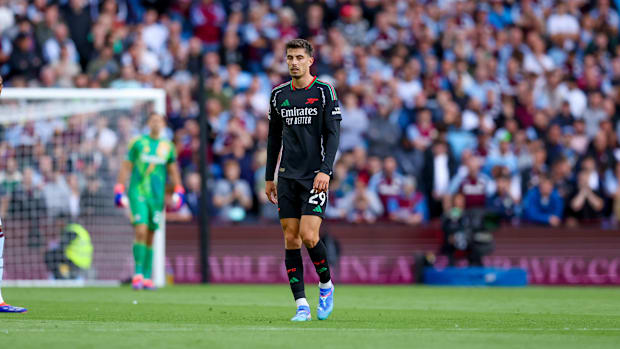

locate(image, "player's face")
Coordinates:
148 114 165 136
286 48 313 78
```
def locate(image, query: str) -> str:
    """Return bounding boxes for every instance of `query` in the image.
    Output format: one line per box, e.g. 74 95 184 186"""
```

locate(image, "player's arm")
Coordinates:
167 143 185 210
315 90 341 193
265 91 283 204
116 160 133 186
114 159 132 207
167 162 183 189
115 137 140 207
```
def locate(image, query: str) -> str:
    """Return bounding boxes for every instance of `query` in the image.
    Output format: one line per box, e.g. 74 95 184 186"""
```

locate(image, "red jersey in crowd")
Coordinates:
191 1 226 45
459 175 488 208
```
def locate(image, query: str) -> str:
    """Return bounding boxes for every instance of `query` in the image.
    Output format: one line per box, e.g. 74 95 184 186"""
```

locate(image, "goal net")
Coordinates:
0 88 167 287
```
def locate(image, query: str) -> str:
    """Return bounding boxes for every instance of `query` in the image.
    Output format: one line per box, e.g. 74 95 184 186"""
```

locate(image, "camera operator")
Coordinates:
441 194 496 266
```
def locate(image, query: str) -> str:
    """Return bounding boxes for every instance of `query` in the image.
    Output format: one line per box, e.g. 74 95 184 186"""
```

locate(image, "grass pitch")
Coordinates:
1 285 619 348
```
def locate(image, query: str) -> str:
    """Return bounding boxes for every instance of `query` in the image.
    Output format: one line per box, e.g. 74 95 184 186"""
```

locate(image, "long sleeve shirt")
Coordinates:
266 77 341 181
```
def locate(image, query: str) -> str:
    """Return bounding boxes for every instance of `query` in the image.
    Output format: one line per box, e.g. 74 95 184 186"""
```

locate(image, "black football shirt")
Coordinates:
266 76 341 181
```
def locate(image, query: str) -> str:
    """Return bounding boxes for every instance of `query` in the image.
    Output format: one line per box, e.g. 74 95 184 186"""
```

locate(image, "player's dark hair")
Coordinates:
285 38 313 57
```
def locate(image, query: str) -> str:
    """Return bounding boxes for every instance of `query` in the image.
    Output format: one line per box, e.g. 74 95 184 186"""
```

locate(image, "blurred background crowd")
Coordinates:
0 0 620 227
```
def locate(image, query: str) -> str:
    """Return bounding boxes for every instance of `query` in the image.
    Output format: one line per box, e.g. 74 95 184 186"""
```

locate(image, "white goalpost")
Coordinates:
0 88 168 287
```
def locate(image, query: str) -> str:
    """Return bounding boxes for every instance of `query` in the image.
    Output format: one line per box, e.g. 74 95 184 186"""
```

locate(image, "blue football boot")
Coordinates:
0 303 27 313
291 305 312 322
317 286 334 320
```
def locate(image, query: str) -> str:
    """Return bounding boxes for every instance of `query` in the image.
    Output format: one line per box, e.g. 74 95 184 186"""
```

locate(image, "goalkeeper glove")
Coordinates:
170 185 185 211
114 183 128 207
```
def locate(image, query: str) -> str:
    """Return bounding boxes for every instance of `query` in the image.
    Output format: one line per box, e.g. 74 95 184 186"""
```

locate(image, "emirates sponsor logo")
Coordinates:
280 107 318 118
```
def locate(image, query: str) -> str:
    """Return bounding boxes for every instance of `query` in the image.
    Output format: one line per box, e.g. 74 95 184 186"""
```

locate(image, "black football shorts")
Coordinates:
277 177 328 219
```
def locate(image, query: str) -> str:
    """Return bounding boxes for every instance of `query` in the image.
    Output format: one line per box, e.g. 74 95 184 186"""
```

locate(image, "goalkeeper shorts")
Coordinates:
129 195 163 232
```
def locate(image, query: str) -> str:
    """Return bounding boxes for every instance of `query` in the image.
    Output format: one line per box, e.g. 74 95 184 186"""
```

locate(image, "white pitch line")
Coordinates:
3 326 620 333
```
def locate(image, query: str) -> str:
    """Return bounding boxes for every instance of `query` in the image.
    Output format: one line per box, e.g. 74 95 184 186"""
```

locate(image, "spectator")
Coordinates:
27 0 48 24
365 11 397 52
547 2 579 47
109 65 141 89
449 155 491 209
219 30 243 68
367 99 401 158
276 8 298 42
551 157 574 200
167 171 203 222
484 137 518 176
79 176 109 217
566 170 605 226
253 149 277 221
486 174 519 221
7 33 43 81
552 100 575 128
523 34 554 75
61 0 93 70
191 0 226 50
40 155 71 218
339 176 383 224
405 108 436 156
580 156 602 192
569 119 589 155
43 22 78 64
545 123 565 166
396 60 423 107
565 78 587 118
0 158 22 195
583 91 608 139
86 45 120 85
325 159 354 220
369 156 403 214
34 4 61 47
387 176 429 226
51 42 81 87
523 175 564 226
521 144 548 194
216 119 254 185
213 160 252 222
184 171 203 218
85 117 118 156
585 131 616 177
339 92 368 152
121 40 159 75
140 9 168 55
335 5 368 47
348 146 371 183
421 141 457 218
9 167 46 221
603 161 620 225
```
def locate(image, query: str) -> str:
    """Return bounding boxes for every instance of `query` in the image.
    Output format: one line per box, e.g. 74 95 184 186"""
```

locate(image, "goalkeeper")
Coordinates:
115 113 185 290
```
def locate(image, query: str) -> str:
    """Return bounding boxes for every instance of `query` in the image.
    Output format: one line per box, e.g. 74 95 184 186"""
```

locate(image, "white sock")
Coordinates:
295 298 309 308
319 280 333 290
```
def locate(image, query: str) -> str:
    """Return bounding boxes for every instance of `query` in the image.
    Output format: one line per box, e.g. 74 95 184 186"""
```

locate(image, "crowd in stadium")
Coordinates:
1 0 620 227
